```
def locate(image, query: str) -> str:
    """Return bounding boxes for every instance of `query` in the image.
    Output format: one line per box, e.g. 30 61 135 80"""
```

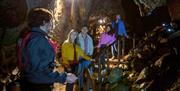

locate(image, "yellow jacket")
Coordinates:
61 41 91 66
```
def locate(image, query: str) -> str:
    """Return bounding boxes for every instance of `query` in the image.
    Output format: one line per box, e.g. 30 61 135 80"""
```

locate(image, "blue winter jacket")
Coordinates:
112 19 128 37
21 27 66 84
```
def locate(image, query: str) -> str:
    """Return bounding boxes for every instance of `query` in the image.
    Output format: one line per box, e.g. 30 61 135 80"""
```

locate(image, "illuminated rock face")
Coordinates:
133 0 167 16
133 0 180 21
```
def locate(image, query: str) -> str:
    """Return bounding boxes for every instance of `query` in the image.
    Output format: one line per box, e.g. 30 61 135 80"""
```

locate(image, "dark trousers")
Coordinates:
66 83 74 91
99 48 107 70
20 80 52 91
65 64 78 91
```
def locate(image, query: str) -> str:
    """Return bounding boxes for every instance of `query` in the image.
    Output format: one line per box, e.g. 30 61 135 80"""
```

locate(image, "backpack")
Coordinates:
17 31 32 71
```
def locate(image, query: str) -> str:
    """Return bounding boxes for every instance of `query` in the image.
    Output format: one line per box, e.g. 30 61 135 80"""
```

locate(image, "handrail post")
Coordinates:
118 38 121 65
122 37 125 57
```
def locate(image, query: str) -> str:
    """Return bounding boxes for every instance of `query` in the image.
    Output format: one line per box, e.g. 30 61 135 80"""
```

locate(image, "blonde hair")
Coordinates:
65 29 78 43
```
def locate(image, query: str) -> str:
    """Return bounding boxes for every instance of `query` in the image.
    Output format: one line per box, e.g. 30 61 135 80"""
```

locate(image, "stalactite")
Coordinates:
133 0 167 16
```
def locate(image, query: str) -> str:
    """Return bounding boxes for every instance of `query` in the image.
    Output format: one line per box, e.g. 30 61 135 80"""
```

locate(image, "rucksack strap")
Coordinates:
73 44 78 64
17 32 32 70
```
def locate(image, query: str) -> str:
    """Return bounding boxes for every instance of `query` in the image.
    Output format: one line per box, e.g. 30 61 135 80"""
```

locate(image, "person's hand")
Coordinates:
90 59 95 62
66 73 78 83
96 48 100 52
56 65 65 73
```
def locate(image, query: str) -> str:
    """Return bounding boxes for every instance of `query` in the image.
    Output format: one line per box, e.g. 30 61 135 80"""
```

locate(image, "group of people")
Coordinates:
61 27 94 91
96 15 129 64
17 7 129 91
18 7 95 91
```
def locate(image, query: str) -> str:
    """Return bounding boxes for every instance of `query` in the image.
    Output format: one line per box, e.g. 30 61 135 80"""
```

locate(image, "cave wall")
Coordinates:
0 0 179 77
122 0 171 36
168 0 180 21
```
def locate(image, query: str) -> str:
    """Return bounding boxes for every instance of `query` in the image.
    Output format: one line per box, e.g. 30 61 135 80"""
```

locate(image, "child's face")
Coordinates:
116 15 120 20
81 27 88 34
42 19 53 33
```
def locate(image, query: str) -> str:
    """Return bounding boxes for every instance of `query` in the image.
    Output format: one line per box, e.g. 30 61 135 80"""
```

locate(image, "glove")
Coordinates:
90 59 95 62
66 73 78 83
